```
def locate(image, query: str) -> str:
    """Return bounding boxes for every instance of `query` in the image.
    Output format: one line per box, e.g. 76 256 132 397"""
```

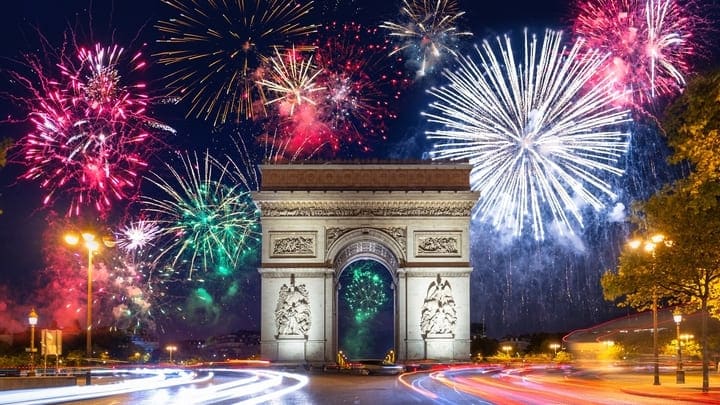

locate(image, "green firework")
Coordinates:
345 262 389 323
142 151 260 279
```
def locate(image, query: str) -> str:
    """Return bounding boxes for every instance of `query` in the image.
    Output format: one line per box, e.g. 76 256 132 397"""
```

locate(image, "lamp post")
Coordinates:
64 232 115 366
166 345 178 364
549 343 561 357
674 311 685 384
628 233 666 386
502 345 512 357
65 232 100 363
27 308 38 376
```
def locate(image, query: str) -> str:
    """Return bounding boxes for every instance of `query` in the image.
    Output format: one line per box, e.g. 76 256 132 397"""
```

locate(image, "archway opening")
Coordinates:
337 259 394 359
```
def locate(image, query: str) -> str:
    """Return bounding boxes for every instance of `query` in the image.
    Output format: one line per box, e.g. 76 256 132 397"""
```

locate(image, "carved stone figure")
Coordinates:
275 275 311 337
420 274 457 336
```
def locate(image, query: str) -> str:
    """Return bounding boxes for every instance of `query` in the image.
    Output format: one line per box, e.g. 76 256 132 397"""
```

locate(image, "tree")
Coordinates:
0 137 11 167
603 69 720 391
662 70 720 193
603 182 720 392
0 137 11 215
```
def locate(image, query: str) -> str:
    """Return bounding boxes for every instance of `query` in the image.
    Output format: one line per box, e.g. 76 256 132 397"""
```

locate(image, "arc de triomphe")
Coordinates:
252 163 478 362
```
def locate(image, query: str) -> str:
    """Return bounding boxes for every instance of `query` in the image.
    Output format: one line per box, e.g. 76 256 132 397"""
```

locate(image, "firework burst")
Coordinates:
116 219 162 252
572 0 697 106
141 151 260 279
13 43 169 217
258 47 325 116
30 217 159 335
380 0 472 77
425 30 631 240
344 262 389 323
263 22 411 160
155 0 317 125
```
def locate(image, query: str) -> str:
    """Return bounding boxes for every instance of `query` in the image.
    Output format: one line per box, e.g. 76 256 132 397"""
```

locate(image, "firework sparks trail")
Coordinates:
141 151 260 279
380 0 473 77
258 46 325 117
262 22 411 160
12 43 170 217
27 218 159 335
155 0 317 125
425 29 631 240
116 219 163 252
572 0 697 106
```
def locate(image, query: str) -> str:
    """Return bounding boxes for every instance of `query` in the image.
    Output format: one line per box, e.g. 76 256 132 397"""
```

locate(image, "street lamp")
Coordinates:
166 345 178 364
628 233 667 386
65 231 115 364
549 343 561 356
502 345 512 357
27 308 38 375
673 311 685 384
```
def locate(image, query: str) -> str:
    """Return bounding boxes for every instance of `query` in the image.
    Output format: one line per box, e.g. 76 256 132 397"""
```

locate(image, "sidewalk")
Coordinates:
604 371 720 404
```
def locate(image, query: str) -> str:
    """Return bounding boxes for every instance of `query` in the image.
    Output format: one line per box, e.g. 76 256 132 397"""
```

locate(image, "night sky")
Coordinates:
0 0 716 341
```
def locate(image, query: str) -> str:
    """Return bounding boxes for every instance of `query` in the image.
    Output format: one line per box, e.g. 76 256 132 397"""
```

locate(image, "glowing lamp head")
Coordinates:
673 312 682 324
28 308 38 326
650 234 665 244
64 234 80 246
628 239 642 250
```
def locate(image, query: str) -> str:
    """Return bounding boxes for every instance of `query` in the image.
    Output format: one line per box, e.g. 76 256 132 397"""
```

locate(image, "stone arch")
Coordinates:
326 228 405 278
253 163 477 363
329 233 402 359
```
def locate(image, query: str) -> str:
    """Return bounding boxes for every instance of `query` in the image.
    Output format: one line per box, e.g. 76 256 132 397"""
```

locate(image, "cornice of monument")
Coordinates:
258 161 473 192
254 199 477 217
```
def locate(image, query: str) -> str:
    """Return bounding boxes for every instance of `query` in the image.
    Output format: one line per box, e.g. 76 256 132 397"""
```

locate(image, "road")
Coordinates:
2 365 717 404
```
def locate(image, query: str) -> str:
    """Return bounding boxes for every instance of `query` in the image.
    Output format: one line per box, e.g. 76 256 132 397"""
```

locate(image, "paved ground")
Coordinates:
602 370 720 403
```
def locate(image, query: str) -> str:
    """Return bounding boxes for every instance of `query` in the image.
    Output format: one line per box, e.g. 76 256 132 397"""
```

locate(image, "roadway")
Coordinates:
2 364 719 404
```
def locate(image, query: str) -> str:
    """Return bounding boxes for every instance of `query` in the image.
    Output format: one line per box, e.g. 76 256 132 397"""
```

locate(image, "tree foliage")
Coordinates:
663 70 720 192
604 68 720 391
0 137 11 167
0 137 10 215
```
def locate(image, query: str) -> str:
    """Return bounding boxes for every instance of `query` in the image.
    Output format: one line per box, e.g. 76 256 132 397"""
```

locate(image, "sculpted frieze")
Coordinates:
415 232 462 257
257 200 475 217
269 232 316 257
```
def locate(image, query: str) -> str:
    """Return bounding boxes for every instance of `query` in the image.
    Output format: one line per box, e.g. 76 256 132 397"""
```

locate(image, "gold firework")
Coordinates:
155 0 317 125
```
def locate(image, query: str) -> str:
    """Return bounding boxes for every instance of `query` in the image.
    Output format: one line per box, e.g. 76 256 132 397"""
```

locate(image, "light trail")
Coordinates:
0 367 308 405
0 368 206 405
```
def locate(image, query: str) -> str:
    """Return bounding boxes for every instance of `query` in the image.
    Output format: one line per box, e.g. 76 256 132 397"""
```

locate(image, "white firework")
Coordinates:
116 220 162 251
380 0 472 76
424 29 631 240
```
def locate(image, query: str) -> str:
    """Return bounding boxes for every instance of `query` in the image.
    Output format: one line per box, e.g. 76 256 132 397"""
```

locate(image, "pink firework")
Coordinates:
572 0 697 107
13 43 169 217
263 22 411 160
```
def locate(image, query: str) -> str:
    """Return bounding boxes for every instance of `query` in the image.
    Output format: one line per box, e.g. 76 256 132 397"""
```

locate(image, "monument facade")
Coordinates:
252 163 477 362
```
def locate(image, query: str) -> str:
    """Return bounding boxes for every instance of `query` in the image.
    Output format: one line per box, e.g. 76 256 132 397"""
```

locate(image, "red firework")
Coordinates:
30 216 157 334
12 43 169 217
263 22 412 161
572 0 698 107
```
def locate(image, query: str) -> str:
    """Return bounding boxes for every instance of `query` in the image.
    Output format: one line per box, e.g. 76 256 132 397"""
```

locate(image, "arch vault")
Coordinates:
252 163 478 362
